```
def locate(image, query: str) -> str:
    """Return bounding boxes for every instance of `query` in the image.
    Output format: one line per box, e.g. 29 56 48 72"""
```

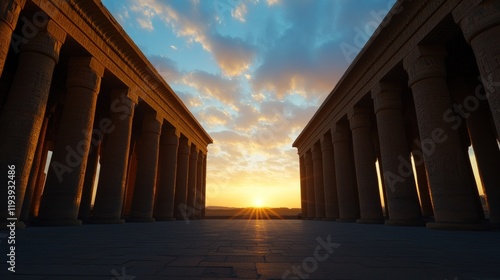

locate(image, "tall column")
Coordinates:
186 144 198 219
348 107 384 224
403 45 485 230
122 142 138 217
0 0 25 76
321 133 339 220
174 136 190 220
412 155 434 217
20 116 49 222
154 127 179 221
77 139 100 221
0 20 65 228
201 154 207 218
333 122 359 222
195 151 204 218
372 82 423 226
299 155 308 219
304 150 315 219
129 112 162 222
36 57 103 226
30 140 51 217
312 142 326 220
90 90 136 223
453 1 500 138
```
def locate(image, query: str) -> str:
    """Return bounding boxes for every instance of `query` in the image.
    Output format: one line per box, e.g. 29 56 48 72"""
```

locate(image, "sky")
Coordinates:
99 0 400 208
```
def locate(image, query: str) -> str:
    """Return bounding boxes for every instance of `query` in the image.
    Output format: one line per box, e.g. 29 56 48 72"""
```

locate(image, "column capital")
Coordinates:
110 89 136 117
453 0 500 43
403 45 447 87
190 144 199 159
320 131 333 151
0 0 26 27
22 20 66 63
304 149 313 165
67 57 105 92
348 107 372 130
142 111 163 134
160 127 179 146
372 81 402 113
312 141 322 161
178 136 191 155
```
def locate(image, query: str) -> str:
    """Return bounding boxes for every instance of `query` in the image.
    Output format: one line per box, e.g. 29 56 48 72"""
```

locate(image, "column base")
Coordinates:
155 217 176 221
356 219 384 224
336 218 357 223
426 221 490 231
31 219 82 226
323 218 337 221
86 218 125 224
127 217 155 223
385 219 426 227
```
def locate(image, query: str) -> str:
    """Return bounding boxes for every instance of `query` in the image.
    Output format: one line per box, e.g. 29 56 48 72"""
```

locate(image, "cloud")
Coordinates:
182 70 243 106
231 2 247 22
148 55 183 83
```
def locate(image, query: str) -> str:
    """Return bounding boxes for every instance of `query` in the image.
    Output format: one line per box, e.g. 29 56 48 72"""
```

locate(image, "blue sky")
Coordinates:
101 0 397 208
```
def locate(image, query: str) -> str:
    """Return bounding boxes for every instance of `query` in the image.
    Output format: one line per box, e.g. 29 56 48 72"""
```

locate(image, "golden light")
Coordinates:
254 197 264 208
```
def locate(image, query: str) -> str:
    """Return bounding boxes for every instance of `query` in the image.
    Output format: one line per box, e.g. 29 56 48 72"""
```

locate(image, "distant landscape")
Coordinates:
205 206 302 219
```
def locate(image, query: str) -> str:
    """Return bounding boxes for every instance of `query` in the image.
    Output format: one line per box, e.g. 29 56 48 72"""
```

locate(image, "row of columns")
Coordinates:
0 3 209 228
299 1 500 230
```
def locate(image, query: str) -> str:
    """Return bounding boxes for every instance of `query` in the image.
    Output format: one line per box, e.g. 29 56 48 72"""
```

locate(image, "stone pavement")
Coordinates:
1 219 499 279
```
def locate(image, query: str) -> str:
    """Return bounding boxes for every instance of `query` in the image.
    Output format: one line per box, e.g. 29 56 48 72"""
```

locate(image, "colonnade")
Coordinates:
0 0 211 228
294 0 500 230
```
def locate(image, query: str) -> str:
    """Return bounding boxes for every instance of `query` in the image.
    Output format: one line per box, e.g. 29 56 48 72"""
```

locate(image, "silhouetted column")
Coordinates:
77 139 100 221
321 132 339 220
372 82 423 226
0 0 25 76
129 112 162 222
154 127 179 221
174 137 190 220
122 142 138 217
304 150 315 219
201 154 207 218
454 1 500 138
30 140 51 218
333 122 359 222
403 45 484 230
186 145 198 219
299 155 308 219
91 90 136 223
0 20 65 228
36 57 103 226
195 151 204 218
348 107 384 224
312 142 326 220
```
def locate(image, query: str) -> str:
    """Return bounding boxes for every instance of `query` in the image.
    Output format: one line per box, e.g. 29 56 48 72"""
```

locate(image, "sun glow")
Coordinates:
254 197 265 208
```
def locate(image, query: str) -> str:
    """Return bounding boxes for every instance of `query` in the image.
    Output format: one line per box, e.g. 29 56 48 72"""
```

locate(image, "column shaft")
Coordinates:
154 127 179 220
312 142 326 219
0 20 65 227
0 0 25 76
174 137 190 220
304 150 315 219
299 155 308 219
77 139 100 220
333 122 359 222
186 145 198 219
30 140 51 217
91 90 135 223
195 151 204 218
412 155 434 217
372 82 423 226
403 45 484 230
129 112 162 222
321 133 339 220
201 155 207 218
348 108 384 224
454 1 500 138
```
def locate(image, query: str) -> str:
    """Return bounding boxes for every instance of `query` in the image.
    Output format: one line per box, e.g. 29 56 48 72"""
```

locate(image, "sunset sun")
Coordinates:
254 197 265 208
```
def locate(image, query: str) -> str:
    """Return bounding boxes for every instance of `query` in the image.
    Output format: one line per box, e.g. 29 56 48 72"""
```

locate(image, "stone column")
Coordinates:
30 140 51 218
453 1 500 138
174 137 190 220
201 154 207 218
304 150 315 219
186 144 198 219
129 112 162 222
321 133 339 220
122 142 138 217
0 0 25 76
0 20 65 227
77 139 100 221
20 116 48 222
312 142 326 220
403 45 485 230
195 151 204 218
154 127 179 221
90 90 136 223
299 155 308 219
412 156 434 217
372 82 423 226
333 122 359 222
36 57 103 226
348 107 384 224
